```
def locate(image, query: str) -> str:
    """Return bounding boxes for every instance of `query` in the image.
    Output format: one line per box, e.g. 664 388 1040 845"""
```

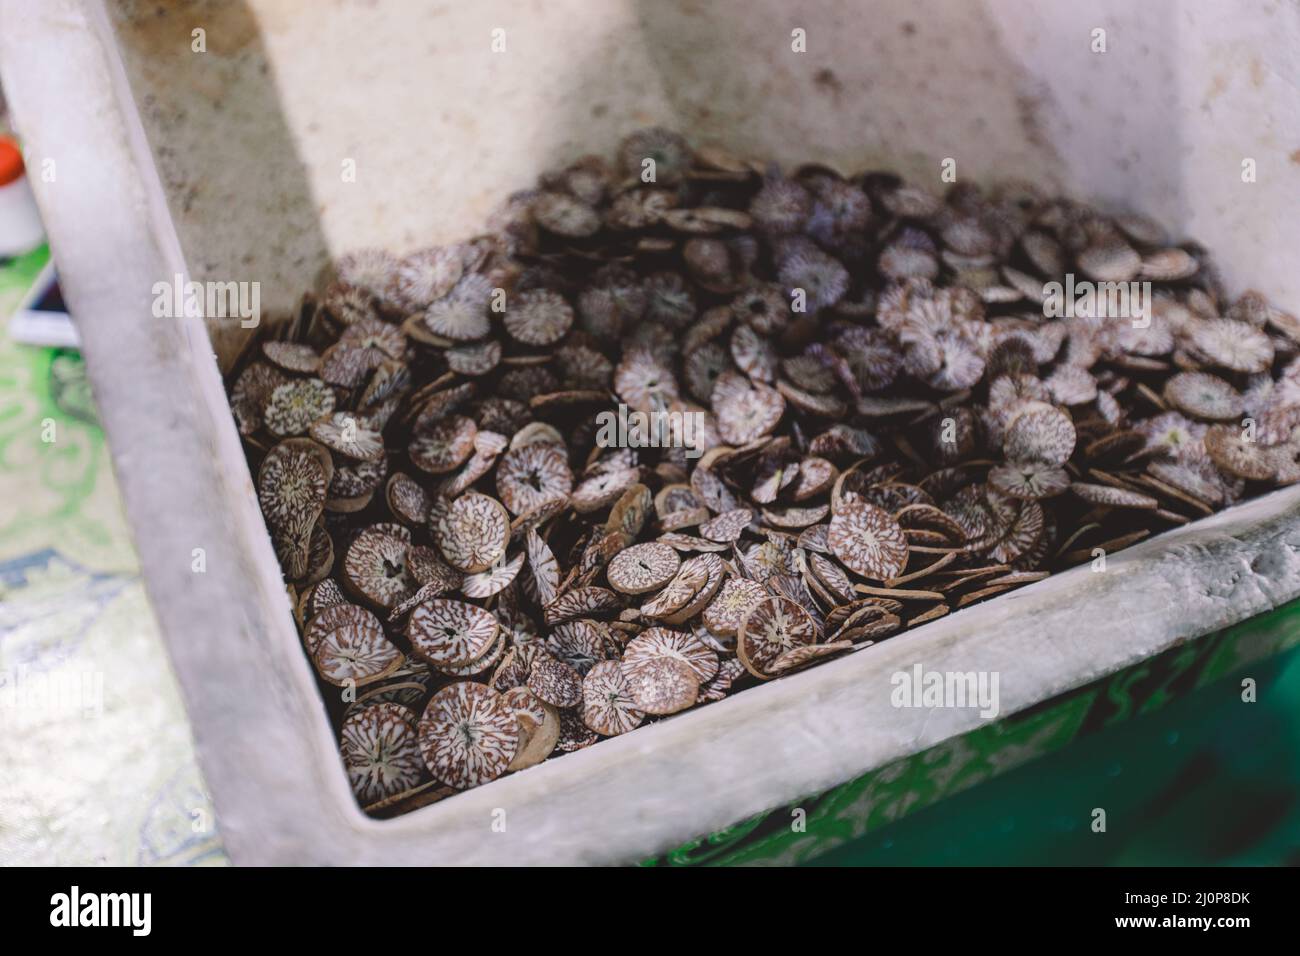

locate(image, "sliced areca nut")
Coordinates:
418 682 517 789
404 545 462 594
526 652 583 708
504 288 575 346
622 627 719 683
989 461 1070 500
339 702 424 805
581 661 644 736
762 504 830 529
305 601 371 655
461 551 525 599
809 553 854 604
386 472 432 527
313 611 403 686
981 499 1045 563
231 362 289 434
263 340 320 374
556 709 600 752
1203 425 1276 481
737 596 818 680
545 619 609 674
515 529 555 602
698 658 746 703
660 554 726 625
624 656 699 715
407 598 499 667
434 631 507 677
605 540 681 595
1190 318 1273 373
307 411 384 463
410 415 477 475
702 577 768 637
658 531 730 553
606 483 653 539
714 378 785 444
433 492 510 572
503 687 560 770
532 190 601 237
827 500 909 580
446 339 502 377
543 586 622 625
659 507 711 532
698 508 753 543
1069 482 1160 509
655 483 704 515
1003 402 1076 466
258 438 332 579
570 466 641 513
768 641 854 675
496 443 574 516
293 519 334 585
1163 372 1243 421
343 524 417 611
264 378 336 437
791 457 837 500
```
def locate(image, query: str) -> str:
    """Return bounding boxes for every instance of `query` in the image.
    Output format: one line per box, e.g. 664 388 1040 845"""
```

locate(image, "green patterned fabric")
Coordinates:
0 249 226 866
644 604 1300 866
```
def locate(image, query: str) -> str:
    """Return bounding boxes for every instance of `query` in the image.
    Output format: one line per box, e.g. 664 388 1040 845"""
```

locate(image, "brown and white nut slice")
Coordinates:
343 523 417 611
502 687 560 771
526 652 584 708
407 598 499 667
313 609 403 686
418 682 518 790
434 492 510 572
622 627 719 683
624 657 699 716
702 577 768 638
737 596 818 680
258 438 332 579
607 541 681 594
339 702 424 805
496 443 574 516
582 661 645 736
461 551 525 599
827 500 909 580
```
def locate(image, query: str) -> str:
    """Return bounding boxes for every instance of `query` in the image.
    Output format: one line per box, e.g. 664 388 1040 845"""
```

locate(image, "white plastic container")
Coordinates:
2 0 1298 865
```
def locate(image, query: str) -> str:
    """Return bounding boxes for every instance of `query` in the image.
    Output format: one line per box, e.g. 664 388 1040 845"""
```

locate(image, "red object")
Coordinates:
0 138 26 186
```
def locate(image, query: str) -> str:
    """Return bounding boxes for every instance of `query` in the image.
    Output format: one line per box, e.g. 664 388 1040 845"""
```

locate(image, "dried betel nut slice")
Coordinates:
434 492 510 572
418 682 518 790
461 551 525 599
581 660 645 736
702 577 768 638
1204 424 1277 482
502 687 560 771
606 541 682 594
737 596 818 680
313 607 403 686
339 702 424 805
257 438 332 580
526 652 584 708
407 598 499 667
495 442 574 516
1002 401 1077 467
409 414 477 475
698 507 753 543
827 500 909 581
309 411 385 462
624 656 700 716
622 627 719 683
343 523 417 611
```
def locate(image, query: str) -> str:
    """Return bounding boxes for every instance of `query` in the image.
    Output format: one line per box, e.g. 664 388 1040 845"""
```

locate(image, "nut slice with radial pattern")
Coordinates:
406 598 498 667
582 661 645 736
418 682 518 789
434 493 510 572
625 656 699 715
827 500 909 580
737 595 819 680
606 541 681 594
340 702 425 805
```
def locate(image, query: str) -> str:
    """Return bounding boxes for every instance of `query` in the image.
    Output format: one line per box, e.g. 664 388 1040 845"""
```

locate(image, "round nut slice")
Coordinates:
434 492 510 572
581 660 645 736
607 541 682 594
418 682 518 790
827 500 909 580
737 596 818 680
407 598 499 667
340 702 424 805
313 610 403 687
624 656 699 716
